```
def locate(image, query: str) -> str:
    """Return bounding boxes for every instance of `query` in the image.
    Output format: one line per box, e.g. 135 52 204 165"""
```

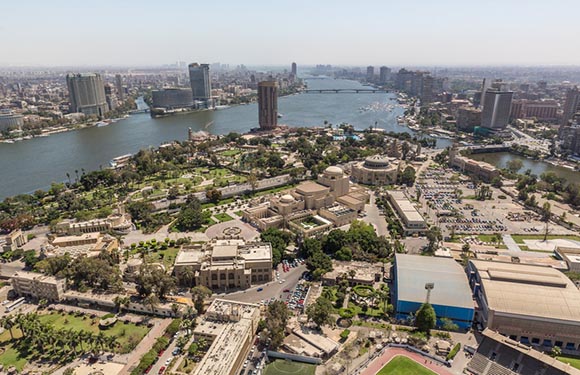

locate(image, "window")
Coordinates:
531 338 540 345
211 274 217 281
490 352 497 361
555 341 563 348
566 342 576 350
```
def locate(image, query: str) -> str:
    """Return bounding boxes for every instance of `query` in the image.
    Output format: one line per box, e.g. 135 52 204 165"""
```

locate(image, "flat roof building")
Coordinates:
11 271 66 302
468 259 580 350
393 254 474 330
193 299 260 375
386 190 427 235
174 238 272 290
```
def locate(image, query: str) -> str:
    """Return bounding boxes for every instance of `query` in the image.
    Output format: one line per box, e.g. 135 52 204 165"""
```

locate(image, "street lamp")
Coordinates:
425 282 434 304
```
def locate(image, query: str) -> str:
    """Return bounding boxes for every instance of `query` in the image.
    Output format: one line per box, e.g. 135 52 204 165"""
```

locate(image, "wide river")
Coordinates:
1 78 428 198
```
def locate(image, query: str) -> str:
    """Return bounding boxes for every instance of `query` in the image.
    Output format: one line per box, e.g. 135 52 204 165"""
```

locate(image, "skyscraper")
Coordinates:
291 62 297 76
66 73 108 117
561 86 580 126
420 75 434 104
115 74 124 101
188 63 212 100
379 66 391 84
481 89 513 130
258 81 278 130
366 66 375 81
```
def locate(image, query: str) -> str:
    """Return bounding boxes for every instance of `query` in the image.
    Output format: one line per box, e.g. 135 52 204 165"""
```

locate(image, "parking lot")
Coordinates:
415 167 571 238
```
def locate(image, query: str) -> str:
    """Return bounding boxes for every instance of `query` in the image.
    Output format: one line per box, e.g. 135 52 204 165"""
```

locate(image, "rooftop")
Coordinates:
395 254 473 309
470 260 580 321
296 181 329 194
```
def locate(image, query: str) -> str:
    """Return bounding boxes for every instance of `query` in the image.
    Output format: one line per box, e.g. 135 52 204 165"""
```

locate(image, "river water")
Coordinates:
468 152 580 185
0 78 422 198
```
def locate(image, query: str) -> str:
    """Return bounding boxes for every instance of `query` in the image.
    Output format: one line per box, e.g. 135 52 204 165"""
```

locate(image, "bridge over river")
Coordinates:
303 88 391 94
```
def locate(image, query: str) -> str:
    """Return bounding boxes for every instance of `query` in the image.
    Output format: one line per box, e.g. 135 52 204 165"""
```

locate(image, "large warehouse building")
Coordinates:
392 254 474 330
468 260 580 350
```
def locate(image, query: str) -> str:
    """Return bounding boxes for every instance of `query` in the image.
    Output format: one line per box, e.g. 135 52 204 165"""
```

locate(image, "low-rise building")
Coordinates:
393 254 474 330
3 229 27 251
243 166 368 237
468 259 580 350
173 238 272 290
321 261 386 286
386 190 427 235
449 145 500 182
47 233 119 258
11 271 66 301
54 208 132 235
555 247 580 272
351 155 401 186
193 299 260 375
456 106 481 132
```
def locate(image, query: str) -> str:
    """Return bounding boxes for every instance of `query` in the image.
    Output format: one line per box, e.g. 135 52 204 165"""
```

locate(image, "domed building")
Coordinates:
351 155 401 185
242 165 369 236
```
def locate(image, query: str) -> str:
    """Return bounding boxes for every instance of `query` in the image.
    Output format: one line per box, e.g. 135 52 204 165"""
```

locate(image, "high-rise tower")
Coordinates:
188 63 212 100
258 81 278 130
481 89 513 130
291 62 297 76
66 73 108 117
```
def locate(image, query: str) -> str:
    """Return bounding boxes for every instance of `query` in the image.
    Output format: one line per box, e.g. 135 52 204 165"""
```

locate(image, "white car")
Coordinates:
165 357 173 365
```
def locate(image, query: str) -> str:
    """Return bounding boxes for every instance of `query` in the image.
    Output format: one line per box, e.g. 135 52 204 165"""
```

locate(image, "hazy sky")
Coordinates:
2 0 580 67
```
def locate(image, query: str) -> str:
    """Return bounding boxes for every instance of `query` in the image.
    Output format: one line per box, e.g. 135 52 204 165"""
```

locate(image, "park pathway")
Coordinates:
118 318 172 375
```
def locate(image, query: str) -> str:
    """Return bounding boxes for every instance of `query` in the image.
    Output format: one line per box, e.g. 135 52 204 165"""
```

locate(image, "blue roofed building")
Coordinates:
392 254 474 330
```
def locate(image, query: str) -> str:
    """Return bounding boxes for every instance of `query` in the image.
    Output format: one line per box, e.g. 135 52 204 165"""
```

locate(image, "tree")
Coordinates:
415 303 436 334
425 226 442 253
461 243 470 256
176 195 207 231
191 285 212 314
167 186 179 200
398 166 416 186
440 317 459 332
263 301 290 349
205 188 222 204
506 159 524 174
306 297 334 328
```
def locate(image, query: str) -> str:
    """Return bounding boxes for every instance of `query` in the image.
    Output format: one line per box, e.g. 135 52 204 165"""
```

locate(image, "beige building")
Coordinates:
47 233 119 258
243 166 368 237
193 299 261 375
386 190 427 235
449 145 500 182
555 247 580 272
11 271 66 302
468 260 580 350
351 155 401 186
3 229 27 251
173 238 272 290
54 208 132 235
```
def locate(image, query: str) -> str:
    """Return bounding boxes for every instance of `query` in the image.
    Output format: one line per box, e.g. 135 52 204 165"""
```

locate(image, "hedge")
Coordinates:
340 329 351 341
447 343 461 361
130 320 179 375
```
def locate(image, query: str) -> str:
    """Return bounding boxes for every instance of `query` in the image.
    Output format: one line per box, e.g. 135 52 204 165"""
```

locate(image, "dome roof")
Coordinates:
363 155 392 169
280 194 295 203
324 166 344 176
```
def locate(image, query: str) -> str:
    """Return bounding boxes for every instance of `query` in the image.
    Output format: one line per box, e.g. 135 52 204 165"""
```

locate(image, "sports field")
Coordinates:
376 355 436 375
263 359 316 375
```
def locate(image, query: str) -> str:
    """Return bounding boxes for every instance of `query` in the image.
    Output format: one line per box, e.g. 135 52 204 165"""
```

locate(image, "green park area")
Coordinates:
0 311 150 371
558 355 580 370
377 356 436 375
263 359 316 375
214 212 234 223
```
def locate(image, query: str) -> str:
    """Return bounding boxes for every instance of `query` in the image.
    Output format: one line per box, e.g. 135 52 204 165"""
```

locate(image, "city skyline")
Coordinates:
3 0 580 67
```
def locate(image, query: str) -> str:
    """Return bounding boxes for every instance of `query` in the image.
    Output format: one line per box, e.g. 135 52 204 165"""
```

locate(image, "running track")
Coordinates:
359 348 454 375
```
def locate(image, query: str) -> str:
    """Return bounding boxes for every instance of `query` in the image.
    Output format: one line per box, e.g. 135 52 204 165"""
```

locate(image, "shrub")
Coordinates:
339 329 350 341
338 307 356 319
352 285 374 298
447 343 461 360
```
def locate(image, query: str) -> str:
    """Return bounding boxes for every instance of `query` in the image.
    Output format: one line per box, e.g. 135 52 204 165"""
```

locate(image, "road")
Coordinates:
221 264 306 304
149 333 179 375
362 191 389 237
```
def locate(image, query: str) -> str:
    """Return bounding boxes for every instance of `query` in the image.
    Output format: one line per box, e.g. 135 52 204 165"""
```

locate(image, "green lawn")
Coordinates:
0 328 27 372
264 359 316 375
38 312 150 353
234 210 244 217
220 149 241 157
557 356 580 370
214 212 234 223
145 246 180 268
377 356 436 375
511 234 580 244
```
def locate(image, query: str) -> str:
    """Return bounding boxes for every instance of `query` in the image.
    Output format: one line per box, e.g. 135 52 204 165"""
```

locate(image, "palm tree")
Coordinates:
0 316 15 340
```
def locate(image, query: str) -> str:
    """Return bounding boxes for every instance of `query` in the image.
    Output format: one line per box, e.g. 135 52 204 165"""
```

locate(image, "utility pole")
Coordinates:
425 283 434 304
